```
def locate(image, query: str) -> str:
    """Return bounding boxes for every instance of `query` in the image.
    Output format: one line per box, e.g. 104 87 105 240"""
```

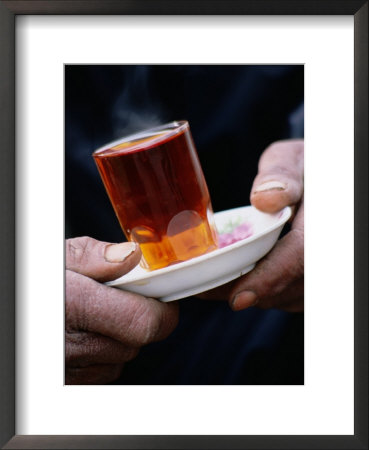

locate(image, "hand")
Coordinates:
65 237 179 384
200 139 304 313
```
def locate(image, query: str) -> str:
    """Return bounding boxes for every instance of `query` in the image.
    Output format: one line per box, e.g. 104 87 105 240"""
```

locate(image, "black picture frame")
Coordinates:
0 1 367 449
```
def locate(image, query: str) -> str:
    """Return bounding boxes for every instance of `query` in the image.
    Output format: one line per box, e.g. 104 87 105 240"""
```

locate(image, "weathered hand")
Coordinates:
200 139 304 313
65 237 179 384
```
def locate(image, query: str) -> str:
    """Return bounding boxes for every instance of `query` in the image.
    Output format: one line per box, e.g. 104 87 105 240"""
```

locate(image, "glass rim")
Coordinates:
92 120 189 156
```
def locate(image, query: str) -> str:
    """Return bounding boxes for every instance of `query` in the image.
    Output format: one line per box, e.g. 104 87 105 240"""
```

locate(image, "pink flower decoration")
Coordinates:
218 233 234 248
218 221 253 248
232 223 253 240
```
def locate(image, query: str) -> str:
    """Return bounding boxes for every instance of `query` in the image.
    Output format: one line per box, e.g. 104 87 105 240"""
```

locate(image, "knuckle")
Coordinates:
65 337 79 365
126 301 163 346
65 269 94 331
65 270 83 330
66 236 95 269
65 331 99 366
65 336 89 366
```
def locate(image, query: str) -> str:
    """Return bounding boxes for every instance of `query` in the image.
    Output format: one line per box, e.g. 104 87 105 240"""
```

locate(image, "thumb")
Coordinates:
66 236 141 282
250 139 304 213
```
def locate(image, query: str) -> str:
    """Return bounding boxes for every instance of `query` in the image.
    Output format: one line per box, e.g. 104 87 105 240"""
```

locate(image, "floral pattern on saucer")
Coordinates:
217 216 253 248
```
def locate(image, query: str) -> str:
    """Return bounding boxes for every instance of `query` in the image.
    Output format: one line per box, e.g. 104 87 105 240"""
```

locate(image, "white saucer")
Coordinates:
107 205 291 302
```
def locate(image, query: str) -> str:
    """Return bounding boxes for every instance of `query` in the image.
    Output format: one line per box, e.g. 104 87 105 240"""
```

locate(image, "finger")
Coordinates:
65 331 139 367
250 139 304 213
66 270 179 347
66 236 141 282
252 278 304 312
230 203 304 310
66 363 124 385
196 279 237 300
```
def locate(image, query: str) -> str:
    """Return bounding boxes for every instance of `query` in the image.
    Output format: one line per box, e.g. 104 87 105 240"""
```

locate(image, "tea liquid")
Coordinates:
93 123 218 270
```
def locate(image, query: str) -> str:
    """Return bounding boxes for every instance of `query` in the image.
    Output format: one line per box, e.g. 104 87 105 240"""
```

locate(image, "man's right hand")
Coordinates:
65 237 179 384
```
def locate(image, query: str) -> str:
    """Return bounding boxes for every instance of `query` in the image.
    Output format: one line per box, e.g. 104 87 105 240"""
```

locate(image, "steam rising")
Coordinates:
112 66 164 138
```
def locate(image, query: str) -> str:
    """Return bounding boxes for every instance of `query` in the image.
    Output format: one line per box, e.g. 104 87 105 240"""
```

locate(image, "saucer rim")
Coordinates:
107 205 291 286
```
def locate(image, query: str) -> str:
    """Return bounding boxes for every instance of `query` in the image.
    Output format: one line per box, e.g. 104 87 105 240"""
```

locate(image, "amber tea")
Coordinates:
93 121 218 270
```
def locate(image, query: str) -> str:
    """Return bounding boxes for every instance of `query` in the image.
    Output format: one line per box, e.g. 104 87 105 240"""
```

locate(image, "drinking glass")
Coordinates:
93 120 218 270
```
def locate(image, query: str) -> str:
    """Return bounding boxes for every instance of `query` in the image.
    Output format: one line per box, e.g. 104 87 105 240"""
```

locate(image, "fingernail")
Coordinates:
253 181 286 193
231 291 258 311
104 242 137 263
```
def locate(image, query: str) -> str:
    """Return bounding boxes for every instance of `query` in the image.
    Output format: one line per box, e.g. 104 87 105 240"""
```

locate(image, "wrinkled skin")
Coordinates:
199 139 304 313
65 237 179 384
65 139 303 383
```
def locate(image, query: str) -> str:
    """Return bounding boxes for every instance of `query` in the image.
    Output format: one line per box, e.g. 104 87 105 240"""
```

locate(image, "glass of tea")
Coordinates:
93 120 219 270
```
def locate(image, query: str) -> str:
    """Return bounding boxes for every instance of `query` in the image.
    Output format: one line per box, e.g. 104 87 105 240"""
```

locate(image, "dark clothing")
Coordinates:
65 65 304 384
